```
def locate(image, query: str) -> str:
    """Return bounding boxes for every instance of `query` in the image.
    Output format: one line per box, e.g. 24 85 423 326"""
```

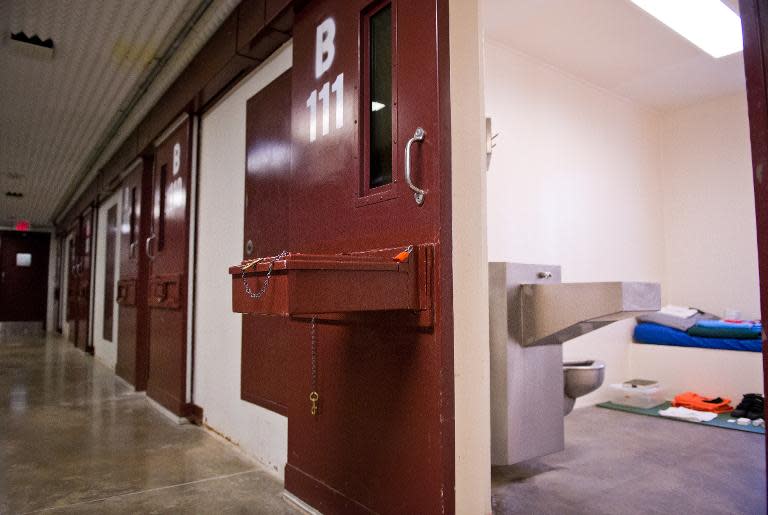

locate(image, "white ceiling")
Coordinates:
482 0 747 112
0 0 203 227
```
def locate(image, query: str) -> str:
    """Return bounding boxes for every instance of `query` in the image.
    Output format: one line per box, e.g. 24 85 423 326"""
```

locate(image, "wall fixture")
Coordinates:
9 31 55 59
486 117 498 169
630 0 742 58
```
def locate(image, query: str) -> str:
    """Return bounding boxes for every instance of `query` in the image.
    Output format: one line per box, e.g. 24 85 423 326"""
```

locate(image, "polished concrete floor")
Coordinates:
493 404 767 514
0 328 295 514
4 328 765 514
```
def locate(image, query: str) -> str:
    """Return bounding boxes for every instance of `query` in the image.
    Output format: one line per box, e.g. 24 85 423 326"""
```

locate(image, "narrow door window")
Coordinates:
362 2 394 194
129 187 137 247
158 165 167 250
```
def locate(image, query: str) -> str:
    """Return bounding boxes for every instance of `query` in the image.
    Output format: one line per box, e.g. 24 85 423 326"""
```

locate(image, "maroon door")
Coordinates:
116 159 152 390
281 1 453 513
241 70 295 416
66 230 78 342
145 118 192 416
75 208 94 352
0 231 50 322
740 0 768 496
54 236 64 332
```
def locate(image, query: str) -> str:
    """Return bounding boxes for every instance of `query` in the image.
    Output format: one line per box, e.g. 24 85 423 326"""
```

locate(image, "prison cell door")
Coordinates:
241 70 295 415
145 118 192 416
65 230 78 343
116 160 151 389
0 230 50 322
283 1 453 513
75 208 93 352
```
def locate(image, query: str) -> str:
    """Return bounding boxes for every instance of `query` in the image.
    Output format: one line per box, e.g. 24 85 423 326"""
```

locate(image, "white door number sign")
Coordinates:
172 142 181 175
307 18 344 143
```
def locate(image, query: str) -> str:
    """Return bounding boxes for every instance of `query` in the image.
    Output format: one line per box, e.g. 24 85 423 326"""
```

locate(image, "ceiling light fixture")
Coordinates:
630 0 743 58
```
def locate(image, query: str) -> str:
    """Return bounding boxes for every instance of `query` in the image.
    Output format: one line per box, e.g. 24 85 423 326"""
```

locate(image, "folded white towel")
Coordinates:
658 305 698 319
658 406 717 422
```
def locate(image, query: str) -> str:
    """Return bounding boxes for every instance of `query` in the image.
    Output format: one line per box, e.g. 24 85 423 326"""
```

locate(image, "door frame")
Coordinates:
739 0 768 496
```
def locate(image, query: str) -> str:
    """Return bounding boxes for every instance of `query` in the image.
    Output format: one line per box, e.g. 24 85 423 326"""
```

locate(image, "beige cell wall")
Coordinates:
450 0 492 512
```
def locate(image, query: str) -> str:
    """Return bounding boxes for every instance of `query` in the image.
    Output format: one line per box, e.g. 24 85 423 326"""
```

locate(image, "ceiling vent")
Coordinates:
9 31 55 59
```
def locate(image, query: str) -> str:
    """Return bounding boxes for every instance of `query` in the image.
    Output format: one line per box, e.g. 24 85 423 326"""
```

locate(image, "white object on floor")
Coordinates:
752 418 765 427
658 406 717 422
728 419 736 423
737 418 751 426
658 305 698 319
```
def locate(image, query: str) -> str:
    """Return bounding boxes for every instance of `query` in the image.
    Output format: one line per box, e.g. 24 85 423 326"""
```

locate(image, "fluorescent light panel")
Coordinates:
631 0 743 58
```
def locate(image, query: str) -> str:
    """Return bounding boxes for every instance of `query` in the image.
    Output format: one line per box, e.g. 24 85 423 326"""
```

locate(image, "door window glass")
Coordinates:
158 164 167 250
16 253 31 267
368 3 393 189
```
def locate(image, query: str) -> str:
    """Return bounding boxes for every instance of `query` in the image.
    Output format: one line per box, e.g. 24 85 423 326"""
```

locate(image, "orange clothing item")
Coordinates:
672 392 733 413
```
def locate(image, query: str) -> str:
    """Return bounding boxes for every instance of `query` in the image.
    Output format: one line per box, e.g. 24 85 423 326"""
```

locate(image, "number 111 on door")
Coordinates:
307 73 344 143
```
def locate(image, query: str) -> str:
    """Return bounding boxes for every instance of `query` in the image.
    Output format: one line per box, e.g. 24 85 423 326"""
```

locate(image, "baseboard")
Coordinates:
284 464 374 515
113 374 140 393
283 491 323 515
146 396 190 425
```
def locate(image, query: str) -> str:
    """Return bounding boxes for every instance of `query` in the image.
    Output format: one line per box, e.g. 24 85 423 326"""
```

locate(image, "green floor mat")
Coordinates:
597 401 765 434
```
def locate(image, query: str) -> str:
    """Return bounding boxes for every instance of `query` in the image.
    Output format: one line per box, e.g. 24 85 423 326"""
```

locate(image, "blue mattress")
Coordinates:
634 322 763 352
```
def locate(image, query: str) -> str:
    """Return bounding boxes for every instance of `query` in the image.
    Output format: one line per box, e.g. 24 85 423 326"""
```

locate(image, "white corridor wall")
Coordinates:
62 232 73 340
92 190 121 369
194 42 291 476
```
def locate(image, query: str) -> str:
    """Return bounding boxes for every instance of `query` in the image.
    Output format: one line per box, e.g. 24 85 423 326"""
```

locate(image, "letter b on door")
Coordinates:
315 18 336 79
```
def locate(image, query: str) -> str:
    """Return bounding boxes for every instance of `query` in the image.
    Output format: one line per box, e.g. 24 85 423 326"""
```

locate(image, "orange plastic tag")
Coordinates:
393 250 410 263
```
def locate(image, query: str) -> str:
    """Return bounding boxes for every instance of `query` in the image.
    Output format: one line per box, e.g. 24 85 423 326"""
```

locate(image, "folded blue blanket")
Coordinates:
635 323 763 352
688 320 762 339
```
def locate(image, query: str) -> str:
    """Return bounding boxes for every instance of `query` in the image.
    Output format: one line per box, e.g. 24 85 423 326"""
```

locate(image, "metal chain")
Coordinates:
309 316 319 417
240 250 288 299
311 316 317 391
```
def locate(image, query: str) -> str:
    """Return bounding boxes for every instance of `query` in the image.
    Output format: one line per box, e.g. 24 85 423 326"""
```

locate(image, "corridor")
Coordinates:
0 326 294 514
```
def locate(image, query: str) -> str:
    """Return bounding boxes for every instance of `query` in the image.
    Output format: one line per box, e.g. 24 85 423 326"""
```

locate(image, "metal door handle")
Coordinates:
405 127 427 205
145 234 157 260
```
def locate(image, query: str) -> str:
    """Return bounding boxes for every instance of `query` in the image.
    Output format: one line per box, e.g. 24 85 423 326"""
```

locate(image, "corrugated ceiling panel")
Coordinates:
0 0 202 226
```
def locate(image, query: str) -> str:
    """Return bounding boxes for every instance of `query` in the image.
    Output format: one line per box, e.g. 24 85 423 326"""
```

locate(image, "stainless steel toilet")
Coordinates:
563 360 606 415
